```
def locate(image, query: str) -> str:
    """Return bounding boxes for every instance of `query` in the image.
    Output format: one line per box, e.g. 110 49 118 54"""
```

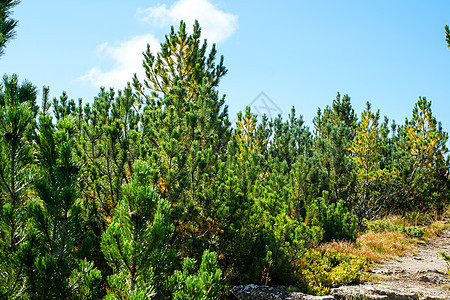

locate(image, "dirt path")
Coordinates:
369 230 450 299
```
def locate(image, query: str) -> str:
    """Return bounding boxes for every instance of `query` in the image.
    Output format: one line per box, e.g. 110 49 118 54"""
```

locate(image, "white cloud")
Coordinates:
79 34 160 89
138 0 238 44
80 0 237 89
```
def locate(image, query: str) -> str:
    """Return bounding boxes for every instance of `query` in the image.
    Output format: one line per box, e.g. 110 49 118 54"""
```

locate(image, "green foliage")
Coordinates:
1 18 449 299
170 250 222 300
0 0 20 56
24 93 101 299
401 226 425 238
439 251 450 269
445 25 450 48
402 210 431 226
69 259 102 300
299 249 369 295
365 218 425 238
349 102 395 219
0 74 37 298
313 93 357 204
79 86 141 218
364 217 404 233
306 191 358 242
132 20 230 262
392 97 449 213
101 160 174 299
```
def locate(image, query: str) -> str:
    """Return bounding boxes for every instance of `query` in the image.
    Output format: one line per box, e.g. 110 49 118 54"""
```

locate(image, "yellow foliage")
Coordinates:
158 177 166 195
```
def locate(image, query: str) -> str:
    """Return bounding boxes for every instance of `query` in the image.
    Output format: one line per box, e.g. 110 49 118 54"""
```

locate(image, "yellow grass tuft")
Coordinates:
423 221 449 239
318 240 378 262
319 230 417 264
357 231 415 260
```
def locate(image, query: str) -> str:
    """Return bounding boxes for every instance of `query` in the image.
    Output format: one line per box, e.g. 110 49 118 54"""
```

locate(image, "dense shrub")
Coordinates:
365 217 425 238
306 191 358 242
298 248 369 295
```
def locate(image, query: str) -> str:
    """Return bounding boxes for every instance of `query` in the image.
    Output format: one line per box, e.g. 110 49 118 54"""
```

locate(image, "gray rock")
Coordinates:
330 285 419 300
230 285 333 300
372 268 394 275
415 270 449 285
231 284 428 300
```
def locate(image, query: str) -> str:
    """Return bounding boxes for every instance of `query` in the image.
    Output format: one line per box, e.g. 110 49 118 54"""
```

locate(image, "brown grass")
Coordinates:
319 230 417 264
357 231 415 260
423 221 449 239
386 215 409 226
318 240 380 262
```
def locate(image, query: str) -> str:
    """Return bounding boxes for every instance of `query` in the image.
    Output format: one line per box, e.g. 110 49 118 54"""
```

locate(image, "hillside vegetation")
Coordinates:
1 19 449 299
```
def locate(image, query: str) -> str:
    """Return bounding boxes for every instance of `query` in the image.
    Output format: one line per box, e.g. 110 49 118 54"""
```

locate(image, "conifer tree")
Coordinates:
393 97 449 211
76 86 145 288
132 20 230 260
313 93 357 204
24 91 101 299
221 107 268 282
0 74 37 298
0 0 19 56
216 108 321 285
445 25 450 48
305 191 358 242
349 102 395 218
170 250 222 300
101 161 173 299
269 108 312 170
268 108 315 217
80 86 141 219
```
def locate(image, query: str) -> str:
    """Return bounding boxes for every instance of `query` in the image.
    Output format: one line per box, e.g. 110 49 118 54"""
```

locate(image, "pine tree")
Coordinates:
76 86 144 290
132 20 230 260
393 97 449 211
80 86 141 219
170 250 222 300
445 25 450 48
25 91 101 299
313 93 357 204
269 108 312 171
0 0 19 56
221 107 268 282
0 74 37 298
101 161 173 299
268 108 315 217
216 107 320 285
349 102 395 218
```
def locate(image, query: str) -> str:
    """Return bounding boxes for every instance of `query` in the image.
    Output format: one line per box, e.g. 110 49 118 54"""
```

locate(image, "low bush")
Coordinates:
297 248 369 295
402 211 432 226
364 216 405 233
401 226 425 238
364 216 424 238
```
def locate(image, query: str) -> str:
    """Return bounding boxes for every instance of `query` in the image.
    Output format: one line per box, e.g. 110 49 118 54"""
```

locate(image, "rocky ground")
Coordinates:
231 230 450 299
362 229 450 299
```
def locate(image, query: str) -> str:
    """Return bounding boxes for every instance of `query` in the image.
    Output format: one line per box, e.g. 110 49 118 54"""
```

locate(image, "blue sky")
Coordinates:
2 0 450 133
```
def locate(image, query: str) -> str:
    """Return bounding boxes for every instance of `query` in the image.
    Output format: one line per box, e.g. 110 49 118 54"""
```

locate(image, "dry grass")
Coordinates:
385 215 409 226
319 240 380 262
319 231 416 264
423 221 449 239
357 231 415 260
